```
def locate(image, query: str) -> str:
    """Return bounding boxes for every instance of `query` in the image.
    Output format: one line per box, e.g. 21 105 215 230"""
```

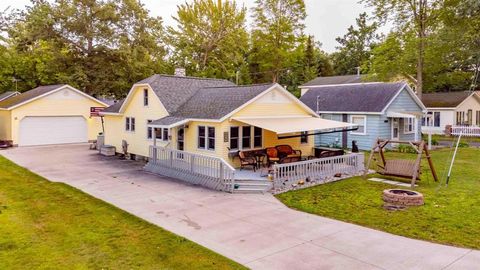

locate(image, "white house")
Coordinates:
421 91 480 134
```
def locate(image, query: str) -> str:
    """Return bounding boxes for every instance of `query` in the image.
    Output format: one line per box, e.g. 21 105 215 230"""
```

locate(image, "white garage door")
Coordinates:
19 116 88 146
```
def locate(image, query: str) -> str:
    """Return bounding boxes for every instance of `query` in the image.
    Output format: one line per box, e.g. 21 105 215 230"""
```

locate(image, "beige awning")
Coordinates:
233 117 356 134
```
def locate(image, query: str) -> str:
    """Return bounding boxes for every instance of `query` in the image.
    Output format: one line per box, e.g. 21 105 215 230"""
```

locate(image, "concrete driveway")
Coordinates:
2 144 479 269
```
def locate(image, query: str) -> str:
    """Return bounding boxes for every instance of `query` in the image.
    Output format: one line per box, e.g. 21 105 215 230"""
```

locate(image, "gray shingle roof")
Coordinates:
300 82 406 113
0 84 66 109
301 75 366 87
103 99 124 113
140 74 235 113
422 92 474 108
0 91 19 102
150 116 186 126
104 74 235 114
172 83 274 119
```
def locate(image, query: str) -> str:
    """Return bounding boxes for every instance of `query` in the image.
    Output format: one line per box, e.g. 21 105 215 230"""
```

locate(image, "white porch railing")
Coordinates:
144 146 236 192
451 126 480 137
272 153 365 193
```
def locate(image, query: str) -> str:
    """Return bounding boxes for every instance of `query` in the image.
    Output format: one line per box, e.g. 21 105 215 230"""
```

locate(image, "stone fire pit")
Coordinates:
382 189 424 210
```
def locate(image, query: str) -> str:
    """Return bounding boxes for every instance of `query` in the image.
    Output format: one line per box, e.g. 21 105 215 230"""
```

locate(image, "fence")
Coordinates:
451 126 480 137
144 146 235 192
272 153 365 193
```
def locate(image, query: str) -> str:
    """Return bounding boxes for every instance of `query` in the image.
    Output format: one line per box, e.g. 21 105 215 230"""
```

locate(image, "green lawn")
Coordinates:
276 147 480 249
0 156 245 270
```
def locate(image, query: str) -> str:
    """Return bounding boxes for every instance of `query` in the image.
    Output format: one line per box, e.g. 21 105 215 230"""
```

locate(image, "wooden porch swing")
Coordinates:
365 138 438 188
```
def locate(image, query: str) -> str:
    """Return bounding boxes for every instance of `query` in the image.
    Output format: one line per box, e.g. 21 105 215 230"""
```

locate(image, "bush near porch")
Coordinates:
276 148 480 249
0 156 245 270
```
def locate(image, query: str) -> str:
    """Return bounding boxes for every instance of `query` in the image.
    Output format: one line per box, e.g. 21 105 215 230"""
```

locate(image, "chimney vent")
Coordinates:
174 68 186 77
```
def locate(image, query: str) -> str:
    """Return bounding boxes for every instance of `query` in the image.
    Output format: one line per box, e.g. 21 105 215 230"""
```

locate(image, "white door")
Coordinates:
391 118 400 141
19 116 88 146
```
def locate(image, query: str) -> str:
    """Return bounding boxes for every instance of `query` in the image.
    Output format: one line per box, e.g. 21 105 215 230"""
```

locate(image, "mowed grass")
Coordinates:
276 147 480 249
0 155 245 270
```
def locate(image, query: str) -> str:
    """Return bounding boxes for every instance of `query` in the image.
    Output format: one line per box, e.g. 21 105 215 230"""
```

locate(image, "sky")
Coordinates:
0 0 389 53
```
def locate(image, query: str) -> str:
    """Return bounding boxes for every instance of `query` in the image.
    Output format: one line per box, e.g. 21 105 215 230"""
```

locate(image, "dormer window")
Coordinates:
143 89 148 106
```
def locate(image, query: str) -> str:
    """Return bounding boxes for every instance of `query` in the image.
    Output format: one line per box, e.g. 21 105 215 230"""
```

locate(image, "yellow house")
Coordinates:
101 74 363 193
102 74 353 164
0 84 107 146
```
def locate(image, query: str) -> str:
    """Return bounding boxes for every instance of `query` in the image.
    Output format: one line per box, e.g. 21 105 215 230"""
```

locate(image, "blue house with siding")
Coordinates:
299 81 426 150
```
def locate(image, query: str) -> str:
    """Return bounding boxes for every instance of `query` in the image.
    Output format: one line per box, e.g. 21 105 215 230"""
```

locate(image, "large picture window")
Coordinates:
242 126 251 149
229 126 263 150
350 115 366 135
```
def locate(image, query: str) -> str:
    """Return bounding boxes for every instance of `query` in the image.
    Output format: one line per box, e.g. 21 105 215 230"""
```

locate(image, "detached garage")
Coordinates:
0 84 107 146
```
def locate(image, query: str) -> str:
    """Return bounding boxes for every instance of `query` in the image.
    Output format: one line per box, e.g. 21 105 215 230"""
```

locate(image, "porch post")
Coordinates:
414 117 419 141
153 128 157 163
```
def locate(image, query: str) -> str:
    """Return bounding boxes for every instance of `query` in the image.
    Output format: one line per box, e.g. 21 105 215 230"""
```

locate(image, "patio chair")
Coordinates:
276 145 302 159
238 151 257 172
265 147 280 166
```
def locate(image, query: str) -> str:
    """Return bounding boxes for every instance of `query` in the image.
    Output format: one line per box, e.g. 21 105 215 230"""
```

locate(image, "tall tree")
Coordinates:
250 0 306 83
331 12 380 75
362 0 442 98
168 0 248 81
3 0 166 96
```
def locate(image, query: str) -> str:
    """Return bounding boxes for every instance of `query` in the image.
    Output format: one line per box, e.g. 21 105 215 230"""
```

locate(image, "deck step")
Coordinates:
233 187 270 194
233 179 272 193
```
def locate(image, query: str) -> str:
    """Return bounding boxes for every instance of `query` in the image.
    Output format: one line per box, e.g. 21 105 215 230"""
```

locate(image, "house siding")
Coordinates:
316 88 424 150
103 85 169 157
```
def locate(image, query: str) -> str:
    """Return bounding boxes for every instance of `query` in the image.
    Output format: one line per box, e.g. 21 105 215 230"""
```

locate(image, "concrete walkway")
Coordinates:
2 144 479 269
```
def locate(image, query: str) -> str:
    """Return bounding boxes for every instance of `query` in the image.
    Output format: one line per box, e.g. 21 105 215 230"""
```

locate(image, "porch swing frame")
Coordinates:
365 138 438 188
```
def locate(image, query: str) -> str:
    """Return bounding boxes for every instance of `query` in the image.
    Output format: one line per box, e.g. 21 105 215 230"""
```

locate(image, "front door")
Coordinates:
177 128 185 151
391 118 400 141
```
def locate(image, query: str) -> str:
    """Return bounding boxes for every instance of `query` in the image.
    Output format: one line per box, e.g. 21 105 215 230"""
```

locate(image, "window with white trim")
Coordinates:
143 88 149 106
434 112 440 127
155 127 162 140
229 125 263 150
456 111 465 125
125 117 130 131
300 131 308 144
242 126 251 149
253 127 262 148
162 128 168 141
404 118 414 133
230 127 239 149
198 126 215 150
476 111 480 126
208 127 215 150
350 115 366 135
147 120 153 139
125 117 135 132
467 109 473 125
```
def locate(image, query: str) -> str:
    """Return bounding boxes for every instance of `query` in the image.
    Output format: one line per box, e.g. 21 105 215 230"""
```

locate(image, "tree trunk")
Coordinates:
416 36 424 99
415 0 427 99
